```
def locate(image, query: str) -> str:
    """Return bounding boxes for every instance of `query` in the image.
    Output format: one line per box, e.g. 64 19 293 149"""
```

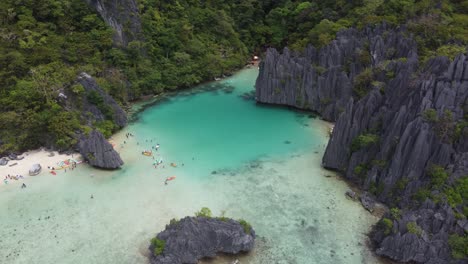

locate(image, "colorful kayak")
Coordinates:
142 151 152 156
166 176 176 181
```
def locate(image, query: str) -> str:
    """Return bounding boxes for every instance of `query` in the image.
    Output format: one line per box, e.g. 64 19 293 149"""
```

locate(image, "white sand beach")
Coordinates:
0 149 82 187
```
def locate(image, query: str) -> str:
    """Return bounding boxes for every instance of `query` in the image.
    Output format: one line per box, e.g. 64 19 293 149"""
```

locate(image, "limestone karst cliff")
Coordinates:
255 24 417 121
255 25 467 263
61 72 127 169
78 130 124 169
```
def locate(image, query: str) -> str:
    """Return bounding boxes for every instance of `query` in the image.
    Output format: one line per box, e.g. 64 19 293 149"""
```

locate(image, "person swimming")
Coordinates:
21 183 26 188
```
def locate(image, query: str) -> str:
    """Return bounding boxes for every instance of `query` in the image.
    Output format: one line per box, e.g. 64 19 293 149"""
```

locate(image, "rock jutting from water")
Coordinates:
78 130 123 169
255 23 467 263
149 216 255 264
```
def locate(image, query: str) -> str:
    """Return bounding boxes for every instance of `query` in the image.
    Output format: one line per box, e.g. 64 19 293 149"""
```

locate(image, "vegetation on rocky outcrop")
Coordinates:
149 208 254 264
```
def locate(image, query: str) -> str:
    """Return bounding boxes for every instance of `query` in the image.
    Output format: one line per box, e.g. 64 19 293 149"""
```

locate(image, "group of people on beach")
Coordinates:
3 174 25 185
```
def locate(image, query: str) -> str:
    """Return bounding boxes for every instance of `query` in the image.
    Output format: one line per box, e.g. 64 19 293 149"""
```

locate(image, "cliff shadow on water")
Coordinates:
127 81 239 124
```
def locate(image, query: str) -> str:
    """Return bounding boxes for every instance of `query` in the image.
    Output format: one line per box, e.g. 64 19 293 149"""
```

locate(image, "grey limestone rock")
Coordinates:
346 190 357 200
255 24 468 263
360 192 376 213
29 164 41 176
149 217 255 264
255 24 416 121
76 72 127 128
78 130 123 169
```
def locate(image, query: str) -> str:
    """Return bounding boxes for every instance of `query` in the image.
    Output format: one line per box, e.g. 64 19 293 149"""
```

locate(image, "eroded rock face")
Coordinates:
78 130 123 169
256 24 467 263
255 24 417 121
83 0 142 46
373 201 467 264
149 217 255 264
76 72 127 128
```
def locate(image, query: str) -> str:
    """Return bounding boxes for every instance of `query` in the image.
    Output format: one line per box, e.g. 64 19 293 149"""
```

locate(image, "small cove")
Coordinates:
0 68 380 264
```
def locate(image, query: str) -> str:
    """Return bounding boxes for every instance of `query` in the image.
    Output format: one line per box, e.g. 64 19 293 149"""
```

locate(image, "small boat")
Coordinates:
50 171 56 175
166 176 176 181
142 151 152 156
170 163 177 167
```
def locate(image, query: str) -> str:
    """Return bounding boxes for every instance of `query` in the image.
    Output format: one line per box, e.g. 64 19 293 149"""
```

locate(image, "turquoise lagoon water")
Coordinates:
0 68 380 264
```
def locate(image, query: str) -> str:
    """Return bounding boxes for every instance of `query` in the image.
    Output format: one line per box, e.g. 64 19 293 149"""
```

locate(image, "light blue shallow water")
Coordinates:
0 68 380 264
132 69 317 177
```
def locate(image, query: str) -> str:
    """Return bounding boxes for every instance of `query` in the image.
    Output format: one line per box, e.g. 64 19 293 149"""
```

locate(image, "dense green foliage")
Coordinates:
195 207 212 218
0 0 115 152
448 234 468 259
427 164 449 188
238 219 252 234
150 237 166 256
406 221 423 236
380 218 394 235
351 133 380 152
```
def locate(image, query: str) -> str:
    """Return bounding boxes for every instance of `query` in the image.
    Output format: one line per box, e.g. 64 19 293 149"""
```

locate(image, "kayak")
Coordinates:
170 163 177 167
166 176 176 181
50 171 57 175
142 151 152 156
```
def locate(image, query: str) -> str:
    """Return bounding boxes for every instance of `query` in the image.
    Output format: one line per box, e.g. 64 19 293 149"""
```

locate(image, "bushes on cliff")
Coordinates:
238 219 252 234
422 109 438 122
195 207 212 218
448 234 468 259
351 133 380 152
379 218 393 235
427 164 449 188
150 237 166 256
406 222 422 236
353 68 374 98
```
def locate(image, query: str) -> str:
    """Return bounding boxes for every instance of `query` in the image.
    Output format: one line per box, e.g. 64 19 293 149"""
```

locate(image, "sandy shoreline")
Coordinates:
0 149 83 187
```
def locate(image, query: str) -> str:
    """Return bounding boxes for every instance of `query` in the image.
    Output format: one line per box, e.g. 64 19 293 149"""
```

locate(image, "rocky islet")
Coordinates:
149 216 255 264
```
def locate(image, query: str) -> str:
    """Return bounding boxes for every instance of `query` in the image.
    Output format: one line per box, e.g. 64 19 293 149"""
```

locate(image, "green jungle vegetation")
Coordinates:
0 0 467 153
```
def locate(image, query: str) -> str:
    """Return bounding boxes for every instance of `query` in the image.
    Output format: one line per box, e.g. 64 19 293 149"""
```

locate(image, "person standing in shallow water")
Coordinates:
21 183 26 188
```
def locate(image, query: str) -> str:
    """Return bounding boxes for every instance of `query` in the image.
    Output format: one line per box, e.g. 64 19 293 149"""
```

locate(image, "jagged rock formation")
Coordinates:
256 25 467 263
83 0 142 46
255 24 417 121
149 217 255 264
323 54 467 205
373 200 467 264
78 130 123 169
68 72 128 128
